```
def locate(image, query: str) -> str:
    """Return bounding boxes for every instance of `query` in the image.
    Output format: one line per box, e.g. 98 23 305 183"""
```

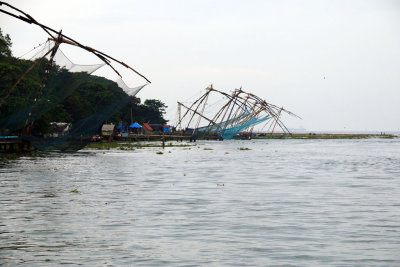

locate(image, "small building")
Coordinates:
116 123 129 138
101 123 115 137
47 122 71 138
142 123 153 135
163 125 171 133
129 122 142 135
149 124 163 132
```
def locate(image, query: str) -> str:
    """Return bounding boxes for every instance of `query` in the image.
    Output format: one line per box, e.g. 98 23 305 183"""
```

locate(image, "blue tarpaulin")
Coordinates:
129 122 142 128
0 136 18 139
117 123 127 132
163 125 170 133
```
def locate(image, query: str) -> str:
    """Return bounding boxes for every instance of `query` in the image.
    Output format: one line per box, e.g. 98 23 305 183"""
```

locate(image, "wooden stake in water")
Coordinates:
162 130 165 149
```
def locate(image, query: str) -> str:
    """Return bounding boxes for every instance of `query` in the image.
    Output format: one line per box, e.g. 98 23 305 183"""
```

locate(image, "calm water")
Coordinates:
1 139 400 266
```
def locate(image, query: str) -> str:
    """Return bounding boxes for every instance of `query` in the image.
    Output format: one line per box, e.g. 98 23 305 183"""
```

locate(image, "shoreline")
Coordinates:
0 134 397 157
248 133 398 140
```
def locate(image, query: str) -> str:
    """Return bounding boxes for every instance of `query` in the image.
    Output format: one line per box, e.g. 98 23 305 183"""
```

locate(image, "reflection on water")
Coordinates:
1 139 400 265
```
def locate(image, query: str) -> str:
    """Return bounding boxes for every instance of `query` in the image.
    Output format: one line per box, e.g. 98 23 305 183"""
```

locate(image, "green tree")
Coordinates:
144 99 167 114
0 28 12 58
143 99 168 124
0 31 168 137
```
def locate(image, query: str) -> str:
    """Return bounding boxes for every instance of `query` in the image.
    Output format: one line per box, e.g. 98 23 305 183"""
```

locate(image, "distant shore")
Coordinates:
249 133 398 139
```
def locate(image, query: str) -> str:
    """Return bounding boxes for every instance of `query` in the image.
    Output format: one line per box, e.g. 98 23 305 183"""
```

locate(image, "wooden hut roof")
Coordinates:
101 124 115 131
143 123 153 131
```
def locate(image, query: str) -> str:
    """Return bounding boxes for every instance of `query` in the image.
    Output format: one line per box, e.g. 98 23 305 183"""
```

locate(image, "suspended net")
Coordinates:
0 2 151 152
53 48 105 74
175 86 298 140
196 113 271 140
115 78 146 96
0 39 148 151
25 87 135 151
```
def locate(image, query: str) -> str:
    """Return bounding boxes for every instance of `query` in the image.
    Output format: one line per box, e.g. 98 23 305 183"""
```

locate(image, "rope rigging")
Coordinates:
0 1 151 84
176 85 300 140
0 1 152 151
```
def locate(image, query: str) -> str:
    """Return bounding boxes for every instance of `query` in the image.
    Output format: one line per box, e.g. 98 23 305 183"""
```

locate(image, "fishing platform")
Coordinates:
0 136 31 153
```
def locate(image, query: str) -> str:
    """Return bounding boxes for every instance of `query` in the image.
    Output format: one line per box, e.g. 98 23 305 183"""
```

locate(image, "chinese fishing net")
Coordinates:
0 40 147 151
174 87 295 140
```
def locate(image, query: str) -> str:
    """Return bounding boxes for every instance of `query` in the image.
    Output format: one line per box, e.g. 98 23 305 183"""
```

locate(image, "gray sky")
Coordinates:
1 0 399 131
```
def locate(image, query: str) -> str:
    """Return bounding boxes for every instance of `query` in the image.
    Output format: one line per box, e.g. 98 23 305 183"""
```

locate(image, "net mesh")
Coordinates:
0 40 148 151
176 87 293 140
195 112 271 140
53 48 105 74
115 78 146 96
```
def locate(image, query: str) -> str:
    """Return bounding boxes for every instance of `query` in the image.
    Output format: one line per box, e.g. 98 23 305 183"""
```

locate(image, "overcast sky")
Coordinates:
1 0 399 131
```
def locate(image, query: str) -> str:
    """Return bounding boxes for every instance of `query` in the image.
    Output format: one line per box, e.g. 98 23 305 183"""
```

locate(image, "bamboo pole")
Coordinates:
0 2 151 83
177 102 215 124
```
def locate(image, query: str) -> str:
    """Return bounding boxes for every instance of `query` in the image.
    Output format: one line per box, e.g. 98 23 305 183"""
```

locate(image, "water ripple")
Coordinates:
1 138 400 266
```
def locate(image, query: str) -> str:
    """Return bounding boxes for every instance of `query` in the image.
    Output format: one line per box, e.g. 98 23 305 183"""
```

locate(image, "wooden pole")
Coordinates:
162 129 165 149
130 106 133 125
0 2 151 83
177 102 215 124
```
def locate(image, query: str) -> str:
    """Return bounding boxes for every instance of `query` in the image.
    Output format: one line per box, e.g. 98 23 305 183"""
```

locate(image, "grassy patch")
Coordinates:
0 153 21 160
378 135 397 139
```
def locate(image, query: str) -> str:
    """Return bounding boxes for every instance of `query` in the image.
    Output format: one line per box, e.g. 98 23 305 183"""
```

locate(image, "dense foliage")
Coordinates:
0 28 167 136
0 28 12 58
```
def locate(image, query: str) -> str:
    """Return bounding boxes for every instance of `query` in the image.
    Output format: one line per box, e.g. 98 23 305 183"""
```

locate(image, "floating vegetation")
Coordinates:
84 141 193 150
156 151 163 155
70 189 79 193
238 147 251 150
119 146 134 151
379 135 397 139
0 151 50 161
0 154 21 160
203 148 213 150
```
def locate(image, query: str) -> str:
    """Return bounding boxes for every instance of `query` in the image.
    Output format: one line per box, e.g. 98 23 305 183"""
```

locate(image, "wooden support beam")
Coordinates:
177 102 216 125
